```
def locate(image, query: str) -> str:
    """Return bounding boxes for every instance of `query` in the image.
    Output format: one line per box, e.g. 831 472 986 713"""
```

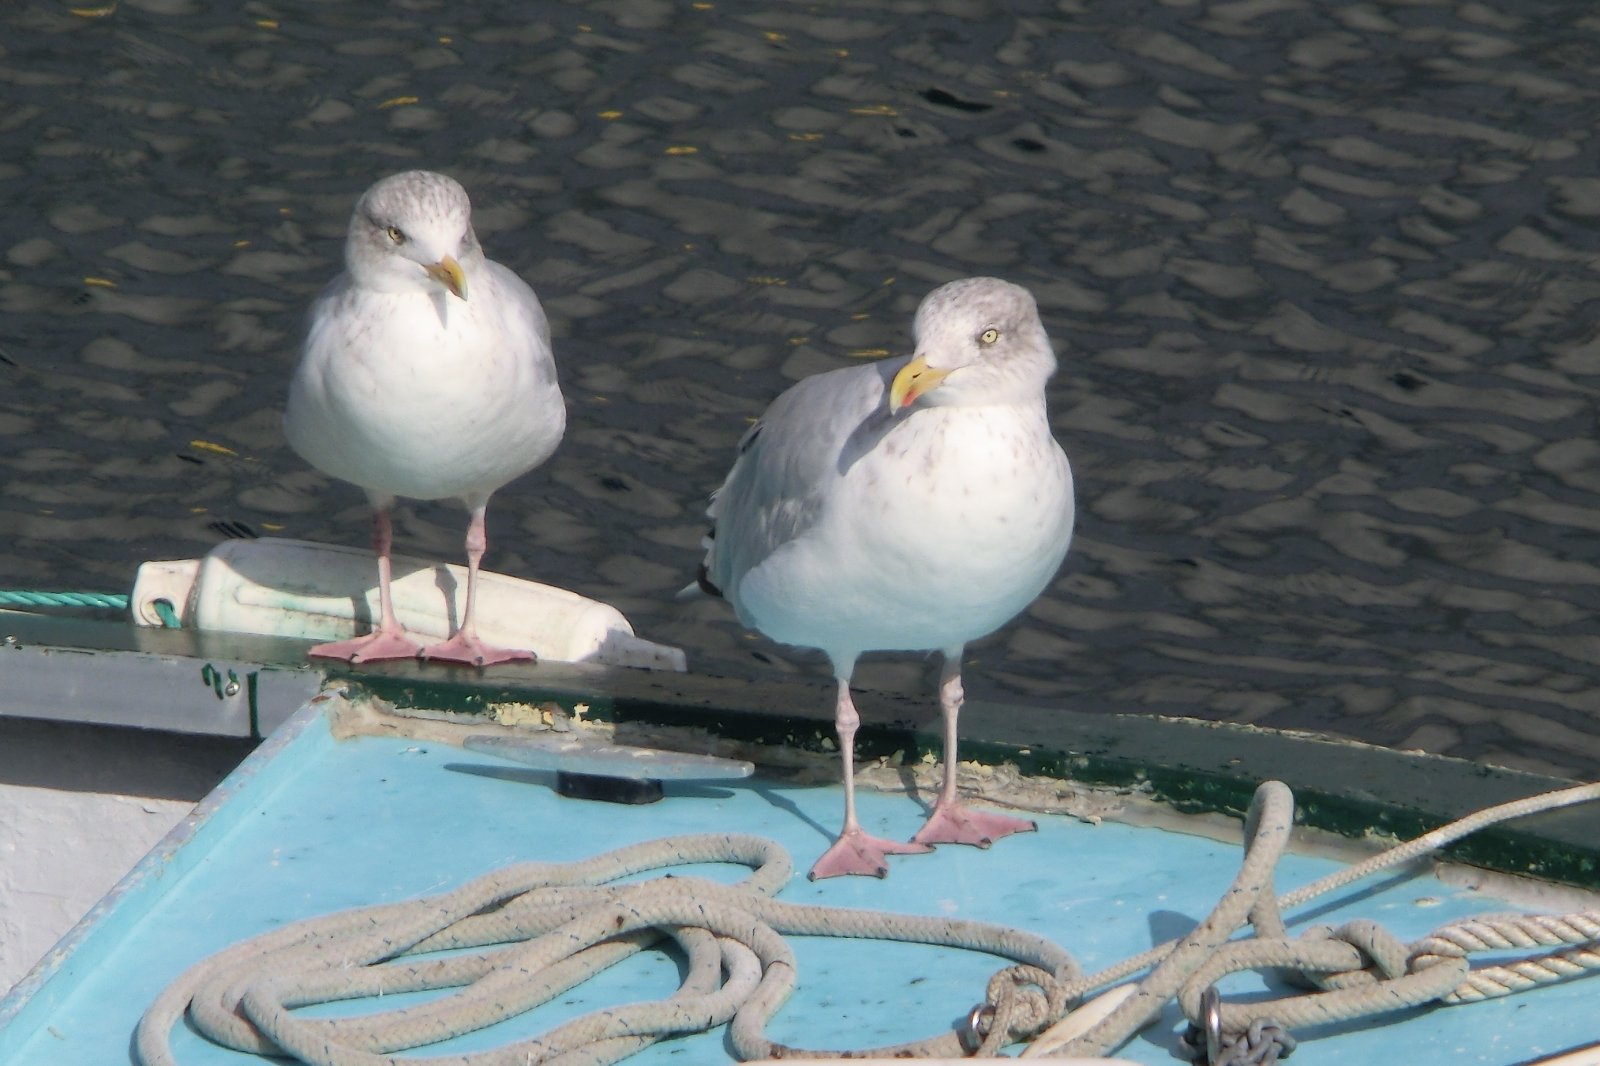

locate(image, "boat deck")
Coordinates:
1 675 1596 1064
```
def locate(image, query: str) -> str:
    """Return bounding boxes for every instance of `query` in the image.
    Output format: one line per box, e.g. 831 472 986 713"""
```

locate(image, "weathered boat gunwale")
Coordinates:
341 665 1600 892
2 608 1596 892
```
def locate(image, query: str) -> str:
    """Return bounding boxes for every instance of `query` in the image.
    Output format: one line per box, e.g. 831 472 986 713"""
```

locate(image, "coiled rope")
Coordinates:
134 833 1075 1065
134 781 1600 1065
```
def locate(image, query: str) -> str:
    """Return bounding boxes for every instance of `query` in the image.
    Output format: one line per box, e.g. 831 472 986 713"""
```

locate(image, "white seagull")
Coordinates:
697 277 1076 879
285 170 565 666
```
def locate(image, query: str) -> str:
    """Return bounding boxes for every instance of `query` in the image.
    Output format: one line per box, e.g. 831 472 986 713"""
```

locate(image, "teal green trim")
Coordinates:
246 670 261 740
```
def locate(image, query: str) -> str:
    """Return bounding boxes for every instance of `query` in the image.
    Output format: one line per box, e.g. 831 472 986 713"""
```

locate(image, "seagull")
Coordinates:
696 277 1076 879
284 170 565 666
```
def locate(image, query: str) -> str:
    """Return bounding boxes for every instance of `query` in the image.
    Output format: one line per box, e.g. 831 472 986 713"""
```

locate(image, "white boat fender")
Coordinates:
128 536 686 671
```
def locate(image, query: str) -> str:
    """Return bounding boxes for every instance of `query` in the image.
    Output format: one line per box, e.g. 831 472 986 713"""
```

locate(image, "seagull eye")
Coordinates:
385 226 406 244
978 327 1000 345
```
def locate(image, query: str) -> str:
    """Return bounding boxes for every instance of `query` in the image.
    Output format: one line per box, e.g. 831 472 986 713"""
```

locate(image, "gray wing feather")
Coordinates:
703 358 903 599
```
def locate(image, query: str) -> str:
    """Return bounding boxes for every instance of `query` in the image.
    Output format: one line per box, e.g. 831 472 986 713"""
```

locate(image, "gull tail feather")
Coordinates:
677 531 723 601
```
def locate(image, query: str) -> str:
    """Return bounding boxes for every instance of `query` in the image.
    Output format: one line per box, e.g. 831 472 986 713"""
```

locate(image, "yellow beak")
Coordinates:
888 354 952 412
424 255 467 300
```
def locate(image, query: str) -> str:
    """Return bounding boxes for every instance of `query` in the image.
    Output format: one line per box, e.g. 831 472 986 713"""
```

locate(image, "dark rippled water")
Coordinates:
2 0 1598 779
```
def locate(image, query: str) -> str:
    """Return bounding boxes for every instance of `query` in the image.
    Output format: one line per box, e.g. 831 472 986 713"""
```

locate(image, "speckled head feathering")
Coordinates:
899 276 1058 408
344 170 484 295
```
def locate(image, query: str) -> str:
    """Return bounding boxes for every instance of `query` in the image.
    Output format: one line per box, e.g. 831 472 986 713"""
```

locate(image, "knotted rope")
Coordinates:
1014 780 1600 1060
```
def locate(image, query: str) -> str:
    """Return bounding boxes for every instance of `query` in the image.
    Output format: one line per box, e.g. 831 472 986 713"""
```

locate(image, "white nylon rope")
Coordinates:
1019 780 1600 1059
134 782 1600 1065
134 833 1075 1065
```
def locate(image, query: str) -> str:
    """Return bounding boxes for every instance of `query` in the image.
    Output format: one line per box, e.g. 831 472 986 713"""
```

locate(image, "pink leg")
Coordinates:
308 509 425 663
809 676 933 880
420 504 534 667
911 653 1036 848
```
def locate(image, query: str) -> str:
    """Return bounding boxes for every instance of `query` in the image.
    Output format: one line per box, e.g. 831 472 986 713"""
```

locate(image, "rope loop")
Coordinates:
1299 919 1412 990
977 964 1061 1051
1169 931 1468 1042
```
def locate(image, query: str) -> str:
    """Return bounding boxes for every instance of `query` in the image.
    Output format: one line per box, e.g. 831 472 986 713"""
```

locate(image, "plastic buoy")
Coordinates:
129 537 686 671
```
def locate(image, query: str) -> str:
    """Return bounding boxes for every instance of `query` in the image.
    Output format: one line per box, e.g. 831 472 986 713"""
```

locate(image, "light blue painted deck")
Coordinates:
0 701 1593 1065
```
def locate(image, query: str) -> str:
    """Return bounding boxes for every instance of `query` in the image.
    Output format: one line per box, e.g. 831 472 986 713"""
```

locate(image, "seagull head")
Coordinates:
345 170 482 300
888 277 1057 412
